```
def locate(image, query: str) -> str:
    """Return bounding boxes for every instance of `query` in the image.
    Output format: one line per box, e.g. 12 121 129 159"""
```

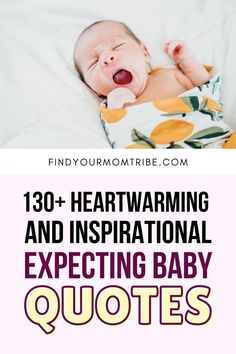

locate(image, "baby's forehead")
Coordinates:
76 25 126 58
86 21 128 37
74 22 131 70
78 22 129 49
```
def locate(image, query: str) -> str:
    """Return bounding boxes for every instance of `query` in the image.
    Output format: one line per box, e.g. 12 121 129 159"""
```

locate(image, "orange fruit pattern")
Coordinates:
153 97 193 113
223 132 236 148
126 144 152 149
101 107 127 123
150 119 194 144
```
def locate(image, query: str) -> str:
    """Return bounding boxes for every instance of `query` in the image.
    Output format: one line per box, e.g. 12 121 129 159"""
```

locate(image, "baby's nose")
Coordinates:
101 52 116 66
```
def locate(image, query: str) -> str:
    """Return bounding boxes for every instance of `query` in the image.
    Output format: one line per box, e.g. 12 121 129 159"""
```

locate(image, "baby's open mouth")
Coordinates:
113 69 133 85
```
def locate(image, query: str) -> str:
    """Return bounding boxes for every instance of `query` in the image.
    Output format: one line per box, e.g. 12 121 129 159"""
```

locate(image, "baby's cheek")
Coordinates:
86 74 104 95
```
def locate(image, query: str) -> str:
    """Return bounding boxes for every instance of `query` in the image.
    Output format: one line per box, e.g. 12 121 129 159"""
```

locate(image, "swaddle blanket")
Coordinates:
100 73 236 149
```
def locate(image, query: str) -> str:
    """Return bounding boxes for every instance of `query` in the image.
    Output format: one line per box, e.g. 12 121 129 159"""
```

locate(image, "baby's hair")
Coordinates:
73 20 142 81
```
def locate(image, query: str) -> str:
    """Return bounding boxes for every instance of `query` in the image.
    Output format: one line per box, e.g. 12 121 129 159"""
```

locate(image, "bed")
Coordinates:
1 0 236 148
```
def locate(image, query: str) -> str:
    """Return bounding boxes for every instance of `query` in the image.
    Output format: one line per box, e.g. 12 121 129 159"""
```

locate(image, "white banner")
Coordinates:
0 149 235 174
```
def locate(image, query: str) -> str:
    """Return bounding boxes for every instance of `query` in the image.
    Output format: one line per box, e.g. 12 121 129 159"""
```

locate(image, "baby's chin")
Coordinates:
130 78 147 97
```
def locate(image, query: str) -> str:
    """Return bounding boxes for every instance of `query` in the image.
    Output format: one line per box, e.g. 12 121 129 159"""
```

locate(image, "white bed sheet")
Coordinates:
0 0 236 148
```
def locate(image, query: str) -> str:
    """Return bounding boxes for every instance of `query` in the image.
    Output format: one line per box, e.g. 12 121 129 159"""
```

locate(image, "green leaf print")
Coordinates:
131 129 156 148
181 96 200 111
199 109 222 121
167 144 184 149
161 112 186 117
200 97 208 110
184 141 203 148
186 127 229 141
196 131 230 140
198 85 203 92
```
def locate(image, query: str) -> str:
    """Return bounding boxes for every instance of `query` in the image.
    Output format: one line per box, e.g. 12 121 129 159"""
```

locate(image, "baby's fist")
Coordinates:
164 40 193 63
107 87 136 109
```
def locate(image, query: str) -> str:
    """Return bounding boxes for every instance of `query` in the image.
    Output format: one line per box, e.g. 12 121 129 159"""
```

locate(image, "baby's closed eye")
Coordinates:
88 59 98 69
113 43 125 50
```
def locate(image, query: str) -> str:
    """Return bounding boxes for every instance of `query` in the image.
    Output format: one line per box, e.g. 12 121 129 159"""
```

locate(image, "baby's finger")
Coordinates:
163 42 171 52
173 44 184 56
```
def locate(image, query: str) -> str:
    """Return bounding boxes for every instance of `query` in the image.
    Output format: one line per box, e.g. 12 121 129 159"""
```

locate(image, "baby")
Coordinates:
74 20 211 109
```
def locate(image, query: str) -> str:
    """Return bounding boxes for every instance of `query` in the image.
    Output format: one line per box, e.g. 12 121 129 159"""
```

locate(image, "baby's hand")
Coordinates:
164 40 193 63
107 88 136 109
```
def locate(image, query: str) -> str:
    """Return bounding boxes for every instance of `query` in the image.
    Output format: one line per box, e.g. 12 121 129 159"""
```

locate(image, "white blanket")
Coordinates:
0 0 236 148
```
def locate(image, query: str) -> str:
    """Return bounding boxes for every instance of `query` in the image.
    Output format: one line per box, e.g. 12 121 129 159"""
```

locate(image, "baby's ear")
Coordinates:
140 42 151 63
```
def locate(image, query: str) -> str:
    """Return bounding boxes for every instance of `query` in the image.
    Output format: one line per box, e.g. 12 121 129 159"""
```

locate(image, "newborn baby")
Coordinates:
74 20 236 149
74 20 210 109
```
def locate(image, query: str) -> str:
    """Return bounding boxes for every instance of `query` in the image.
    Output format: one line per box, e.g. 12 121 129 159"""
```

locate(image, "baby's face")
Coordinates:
74 22 151 97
